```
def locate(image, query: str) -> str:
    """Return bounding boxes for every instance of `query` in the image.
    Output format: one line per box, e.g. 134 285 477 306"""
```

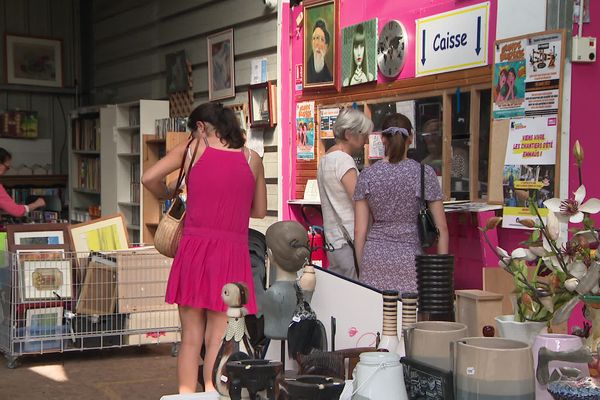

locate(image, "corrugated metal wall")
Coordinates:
91 0 280 231
0 0 79 174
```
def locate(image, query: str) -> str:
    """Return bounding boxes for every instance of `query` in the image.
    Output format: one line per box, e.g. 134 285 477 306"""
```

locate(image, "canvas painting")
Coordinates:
208 29 235 101
165 50 189 94
342 18 378 87
5 34 63 87
303 0 338 90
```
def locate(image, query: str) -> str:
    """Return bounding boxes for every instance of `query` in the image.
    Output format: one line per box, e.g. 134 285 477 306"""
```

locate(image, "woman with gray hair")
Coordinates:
317 108 373 279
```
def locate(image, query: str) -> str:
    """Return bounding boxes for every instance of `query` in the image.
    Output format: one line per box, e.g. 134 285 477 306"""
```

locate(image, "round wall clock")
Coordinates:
377 20 408 79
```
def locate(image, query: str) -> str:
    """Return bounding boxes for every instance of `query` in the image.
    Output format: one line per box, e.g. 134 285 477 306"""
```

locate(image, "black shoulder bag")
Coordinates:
418 163 439 248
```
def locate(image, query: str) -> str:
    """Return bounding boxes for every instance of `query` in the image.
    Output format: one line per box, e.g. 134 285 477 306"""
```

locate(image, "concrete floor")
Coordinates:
0 344 180 399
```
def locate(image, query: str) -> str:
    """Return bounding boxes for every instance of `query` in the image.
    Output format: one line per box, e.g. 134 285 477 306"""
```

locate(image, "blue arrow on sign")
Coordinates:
475 16 482 55
421 29 426 65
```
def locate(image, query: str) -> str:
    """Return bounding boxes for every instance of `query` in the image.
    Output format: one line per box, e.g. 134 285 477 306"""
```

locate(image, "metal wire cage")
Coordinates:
0 247 180 368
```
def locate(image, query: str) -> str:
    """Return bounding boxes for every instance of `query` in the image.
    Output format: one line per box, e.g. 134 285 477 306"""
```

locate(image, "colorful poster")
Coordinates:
368 133 385 159
296 101 315 160
502 116 556 229
319 107 340 139
524 33 562 116
504 116 557 165
494 33 563 119
493 39 527 119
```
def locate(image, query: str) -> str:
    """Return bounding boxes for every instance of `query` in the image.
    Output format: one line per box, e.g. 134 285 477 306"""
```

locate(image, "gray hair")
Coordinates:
332 108 373 141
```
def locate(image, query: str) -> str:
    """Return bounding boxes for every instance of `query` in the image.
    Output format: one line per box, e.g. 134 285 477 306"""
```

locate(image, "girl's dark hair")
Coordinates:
187 102 245 148
381 113 412 163
351 24 368 76
0 148 12 164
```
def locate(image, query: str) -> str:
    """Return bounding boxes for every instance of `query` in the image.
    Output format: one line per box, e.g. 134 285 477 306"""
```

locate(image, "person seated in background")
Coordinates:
0 148 45 217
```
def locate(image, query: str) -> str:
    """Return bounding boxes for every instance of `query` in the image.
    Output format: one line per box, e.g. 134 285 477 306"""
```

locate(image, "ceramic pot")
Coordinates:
532 333 589 400
352 352 407 400
494 314 547 346
583 295 600 351
454 337 534 399
403 321 468 370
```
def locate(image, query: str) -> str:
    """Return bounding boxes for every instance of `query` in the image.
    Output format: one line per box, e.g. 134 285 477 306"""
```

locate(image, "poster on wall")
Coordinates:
493 32 563 119
524 32 562 116
493 40 527 119
296 101 315 160
502 116 557 229
342 18 378 87
319 107 340 139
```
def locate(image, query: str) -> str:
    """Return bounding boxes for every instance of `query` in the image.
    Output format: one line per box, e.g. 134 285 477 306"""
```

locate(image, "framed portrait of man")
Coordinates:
303 0 339 90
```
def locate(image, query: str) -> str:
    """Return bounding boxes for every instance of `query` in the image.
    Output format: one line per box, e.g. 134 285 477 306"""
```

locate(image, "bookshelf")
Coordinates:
68 106 102 223
101 100 169 244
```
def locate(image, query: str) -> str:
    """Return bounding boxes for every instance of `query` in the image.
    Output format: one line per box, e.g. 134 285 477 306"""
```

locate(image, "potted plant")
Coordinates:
481 141 600 349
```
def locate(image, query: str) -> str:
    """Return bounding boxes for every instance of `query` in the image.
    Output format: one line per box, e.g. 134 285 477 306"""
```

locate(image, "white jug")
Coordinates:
352 352 408 400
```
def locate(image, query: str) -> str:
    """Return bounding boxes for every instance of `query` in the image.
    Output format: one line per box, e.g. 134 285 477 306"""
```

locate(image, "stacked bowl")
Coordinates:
415 254 455 322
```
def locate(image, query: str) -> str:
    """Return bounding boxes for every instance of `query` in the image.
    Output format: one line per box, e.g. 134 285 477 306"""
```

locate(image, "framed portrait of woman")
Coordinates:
342 18 378 87
303 0 339 90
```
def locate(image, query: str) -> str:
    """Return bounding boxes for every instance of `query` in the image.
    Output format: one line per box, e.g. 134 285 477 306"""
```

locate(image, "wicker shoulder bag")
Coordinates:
154 136 200 258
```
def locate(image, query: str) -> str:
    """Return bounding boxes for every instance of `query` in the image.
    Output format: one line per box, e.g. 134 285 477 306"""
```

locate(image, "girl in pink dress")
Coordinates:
142 102 267 394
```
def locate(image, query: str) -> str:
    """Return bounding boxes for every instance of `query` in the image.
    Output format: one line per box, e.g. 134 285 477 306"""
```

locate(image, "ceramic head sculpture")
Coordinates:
256 221 314 340
213 282 256 398
265 220 311 274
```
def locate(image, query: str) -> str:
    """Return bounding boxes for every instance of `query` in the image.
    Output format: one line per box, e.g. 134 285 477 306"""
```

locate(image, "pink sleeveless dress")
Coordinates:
165 145 257 314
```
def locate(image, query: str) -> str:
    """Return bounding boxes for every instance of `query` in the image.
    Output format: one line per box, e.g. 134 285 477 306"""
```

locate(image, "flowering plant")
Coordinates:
481 141 600 325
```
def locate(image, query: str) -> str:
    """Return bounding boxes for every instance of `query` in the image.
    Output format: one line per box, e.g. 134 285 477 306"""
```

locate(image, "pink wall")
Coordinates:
282 1 498 217
570 3 600 196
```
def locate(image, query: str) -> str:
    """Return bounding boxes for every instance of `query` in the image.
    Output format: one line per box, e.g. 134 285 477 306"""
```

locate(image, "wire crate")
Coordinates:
0 247 180 368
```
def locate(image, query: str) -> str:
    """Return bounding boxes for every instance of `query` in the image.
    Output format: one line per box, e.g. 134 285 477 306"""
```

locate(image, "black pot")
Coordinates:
285 375 345 400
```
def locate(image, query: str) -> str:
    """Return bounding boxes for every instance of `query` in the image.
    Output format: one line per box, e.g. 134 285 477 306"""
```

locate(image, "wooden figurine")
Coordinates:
212 282 256 399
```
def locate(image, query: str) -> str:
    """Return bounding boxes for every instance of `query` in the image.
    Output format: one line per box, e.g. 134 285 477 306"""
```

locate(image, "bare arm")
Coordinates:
428 200 449 254
141 139 195 199
354 199 370 268
249 150 267 219
340 168 358 202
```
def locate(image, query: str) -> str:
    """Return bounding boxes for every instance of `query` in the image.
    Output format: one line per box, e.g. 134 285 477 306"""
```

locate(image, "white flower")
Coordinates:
496 246 536 267
544 185 600 224
565 278 579 292
568 260 588 279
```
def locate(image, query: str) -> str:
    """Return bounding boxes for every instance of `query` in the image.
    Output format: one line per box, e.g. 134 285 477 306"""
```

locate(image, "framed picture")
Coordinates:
165 50 190 94
248 81 277 128
400 357 454 400
4 33 63 87
207 29 235 101
303 0 339 90
16 249 72 302
26 306 63 330
7 223 70 253
69 214 129 255
342 18 378 87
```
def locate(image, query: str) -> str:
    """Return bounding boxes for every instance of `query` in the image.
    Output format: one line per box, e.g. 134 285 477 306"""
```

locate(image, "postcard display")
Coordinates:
0 219 180 368
492 31 564 229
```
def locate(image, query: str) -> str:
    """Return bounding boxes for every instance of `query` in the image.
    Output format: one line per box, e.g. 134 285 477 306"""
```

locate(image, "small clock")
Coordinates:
377 20 407 79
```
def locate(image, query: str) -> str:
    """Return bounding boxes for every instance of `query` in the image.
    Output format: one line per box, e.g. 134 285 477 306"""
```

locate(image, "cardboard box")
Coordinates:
126 310 180 345
116 249 173 313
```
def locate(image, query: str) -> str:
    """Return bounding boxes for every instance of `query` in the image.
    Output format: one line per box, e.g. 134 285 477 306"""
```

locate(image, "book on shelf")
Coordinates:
129 106 140 127
155 117 188 139
72 117 100 151
75 157 100 191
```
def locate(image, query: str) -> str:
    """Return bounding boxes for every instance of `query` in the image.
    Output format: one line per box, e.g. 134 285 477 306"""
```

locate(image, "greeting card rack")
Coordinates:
0 247 180 368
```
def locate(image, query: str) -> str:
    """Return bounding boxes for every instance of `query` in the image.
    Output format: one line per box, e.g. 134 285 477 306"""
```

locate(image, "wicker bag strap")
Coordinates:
184 136 201 187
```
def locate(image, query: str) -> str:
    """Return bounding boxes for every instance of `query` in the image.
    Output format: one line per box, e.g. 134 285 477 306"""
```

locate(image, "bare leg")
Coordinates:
178 306 207 393
203 310 228 392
